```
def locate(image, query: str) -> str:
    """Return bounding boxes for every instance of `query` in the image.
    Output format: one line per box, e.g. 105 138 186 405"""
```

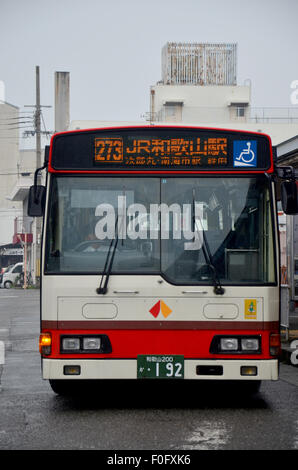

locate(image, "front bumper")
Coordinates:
42 358 278 381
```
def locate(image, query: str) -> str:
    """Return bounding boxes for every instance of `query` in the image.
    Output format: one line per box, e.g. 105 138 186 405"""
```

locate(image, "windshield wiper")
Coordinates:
192 191 225 296
96 188 126 295
96 216 119 295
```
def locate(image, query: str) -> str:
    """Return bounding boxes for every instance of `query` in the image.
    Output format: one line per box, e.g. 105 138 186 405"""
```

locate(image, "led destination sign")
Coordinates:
49 128 273 172
94 136 228 167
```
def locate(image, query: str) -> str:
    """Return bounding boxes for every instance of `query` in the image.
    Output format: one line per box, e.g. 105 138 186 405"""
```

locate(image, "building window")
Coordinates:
163 101 183 122
229 102 248 121
236 107 245 117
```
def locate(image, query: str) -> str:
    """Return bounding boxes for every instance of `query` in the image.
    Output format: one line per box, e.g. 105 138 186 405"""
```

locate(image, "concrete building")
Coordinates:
146 42 298 146
150 42 250 124
0 101 22 246
150 83 251 124
161 43 237 86
7 148 45 284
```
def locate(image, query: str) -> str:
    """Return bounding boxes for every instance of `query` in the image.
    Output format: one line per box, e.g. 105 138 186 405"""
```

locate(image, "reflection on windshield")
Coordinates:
45 176 276 284
161 178 275 284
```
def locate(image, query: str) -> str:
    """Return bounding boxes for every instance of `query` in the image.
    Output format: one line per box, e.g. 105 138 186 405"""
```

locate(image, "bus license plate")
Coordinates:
137 355 184 379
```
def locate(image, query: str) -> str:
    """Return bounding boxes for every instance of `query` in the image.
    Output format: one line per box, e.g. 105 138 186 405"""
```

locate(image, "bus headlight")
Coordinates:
241 338 259 351
62 337 80 351
210 335 261 354
60 335 112 354
82 337 101 350
220 338 238 351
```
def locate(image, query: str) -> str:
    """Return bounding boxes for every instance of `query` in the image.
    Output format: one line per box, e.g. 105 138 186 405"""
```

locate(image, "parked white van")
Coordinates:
0 262 23 288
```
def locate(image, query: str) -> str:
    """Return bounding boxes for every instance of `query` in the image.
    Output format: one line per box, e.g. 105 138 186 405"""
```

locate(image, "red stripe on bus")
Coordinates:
41 320 279 331
40 327 278 360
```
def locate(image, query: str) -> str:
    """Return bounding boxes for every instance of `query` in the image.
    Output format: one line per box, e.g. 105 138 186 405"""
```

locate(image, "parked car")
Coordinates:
0 265 14 286
1 265 13 274
0 262 23 289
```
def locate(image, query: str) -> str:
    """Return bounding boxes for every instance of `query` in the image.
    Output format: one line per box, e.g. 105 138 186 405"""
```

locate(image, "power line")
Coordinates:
0 115 33 122
0 172 28 175
0 120 34 127
0 126 34 130
0 136 19 139
0 124 34 128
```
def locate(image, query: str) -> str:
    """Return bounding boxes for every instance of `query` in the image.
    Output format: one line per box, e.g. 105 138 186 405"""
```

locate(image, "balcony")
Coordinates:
145 106 298 124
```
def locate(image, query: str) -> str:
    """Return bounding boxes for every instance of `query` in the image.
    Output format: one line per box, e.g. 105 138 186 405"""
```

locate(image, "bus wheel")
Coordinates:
234 380 262 395
246 380 262 394
49 380 73 396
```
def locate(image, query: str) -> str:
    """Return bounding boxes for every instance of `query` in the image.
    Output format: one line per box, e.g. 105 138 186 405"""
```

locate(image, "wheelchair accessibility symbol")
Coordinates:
233 141 257 167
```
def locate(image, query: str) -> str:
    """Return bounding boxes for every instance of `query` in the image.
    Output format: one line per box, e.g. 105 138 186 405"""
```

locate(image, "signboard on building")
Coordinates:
0 247 23 256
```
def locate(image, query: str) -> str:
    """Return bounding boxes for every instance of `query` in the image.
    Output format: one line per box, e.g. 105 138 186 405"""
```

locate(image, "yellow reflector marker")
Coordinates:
64 365 81 376
241 366 258 376
39 333 52 355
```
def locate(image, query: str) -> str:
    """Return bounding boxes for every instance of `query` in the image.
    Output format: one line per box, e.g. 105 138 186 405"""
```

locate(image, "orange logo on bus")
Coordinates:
149 300 172 318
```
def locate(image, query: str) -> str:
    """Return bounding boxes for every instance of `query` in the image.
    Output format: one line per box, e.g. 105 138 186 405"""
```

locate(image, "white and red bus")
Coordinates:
28 125 298 394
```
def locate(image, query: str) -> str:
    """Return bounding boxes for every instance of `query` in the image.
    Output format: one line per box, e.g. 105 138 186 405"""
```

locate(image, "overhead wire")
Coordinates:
0 107 52 145
0 114 34 121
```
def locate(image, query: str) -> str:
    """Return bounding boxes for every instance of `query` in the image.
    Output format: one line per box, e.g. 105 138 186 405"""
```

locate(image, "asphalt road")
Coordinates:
0 288 298 451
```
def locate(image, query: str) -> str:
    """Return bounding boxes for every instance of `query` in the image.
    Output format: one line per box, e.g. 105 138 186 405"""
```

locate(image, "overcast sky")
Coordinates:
1 0 298 147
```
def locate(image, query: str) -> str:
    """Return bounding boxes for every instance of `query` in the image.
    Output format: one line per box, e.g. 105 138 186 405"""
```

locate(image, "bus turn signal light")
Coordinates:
39 333 52 355
269 333 281 356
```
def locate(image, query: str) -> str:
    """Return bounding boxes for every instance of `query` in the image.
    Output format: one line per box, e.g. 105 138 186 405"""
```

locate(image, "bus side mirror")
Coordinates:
281 181 298 215
27 185 46 217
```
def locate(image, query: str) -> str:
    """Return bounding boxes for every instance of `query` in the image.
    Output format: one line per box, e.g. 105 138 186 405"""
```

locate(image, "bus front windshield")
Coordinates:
45 176 276 285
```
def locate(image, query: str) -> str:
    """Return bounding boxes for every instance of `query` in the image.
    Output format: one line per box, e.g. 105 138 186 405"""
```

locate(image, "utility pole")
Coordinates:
36 65 42 182
35 66 42 281
24 66 51 286
24 66 51 170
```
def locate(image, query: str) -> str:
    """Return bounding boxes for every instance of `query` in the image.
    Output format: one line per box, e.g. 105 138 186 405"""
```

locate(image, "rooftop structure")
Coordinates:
161 42 237 86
